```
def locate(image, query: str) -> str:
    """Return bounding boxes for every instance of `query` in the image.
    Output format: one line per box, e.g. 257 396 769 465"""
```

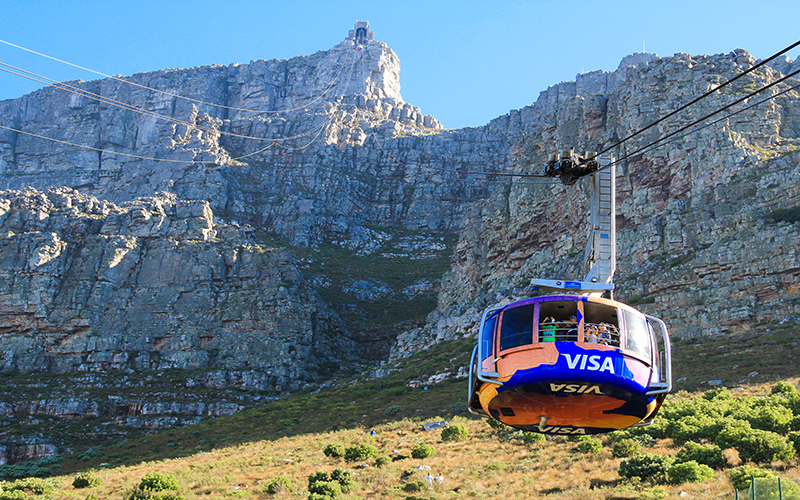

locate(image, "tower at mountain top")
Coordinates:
349 20 374 44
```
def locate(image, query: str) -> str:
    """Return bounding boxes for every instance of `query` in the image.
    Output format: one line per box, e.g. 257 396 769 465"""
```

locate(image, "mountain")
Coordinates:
1 22 799 460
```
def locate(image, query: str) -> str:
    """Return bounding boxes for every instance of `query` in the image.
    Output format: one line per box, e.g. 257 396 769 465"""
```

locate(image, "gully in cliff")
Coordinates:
467 151 673 435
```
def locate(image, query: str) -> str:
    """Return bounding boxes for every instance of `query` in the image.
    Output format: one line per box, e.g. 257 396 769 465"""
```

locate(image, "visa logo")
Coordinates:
562 353 615 374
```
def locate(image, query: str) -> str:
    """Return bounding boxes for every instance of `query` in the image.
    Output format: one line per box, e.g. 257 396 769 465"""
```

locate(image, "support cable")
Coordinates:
0 38 355 116
602 67 800 170
597 39 800 156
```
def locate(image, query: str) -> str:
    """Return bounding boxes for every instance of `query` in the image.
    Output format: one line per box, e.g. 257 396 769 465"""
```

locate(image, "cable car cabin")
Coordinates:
468 294 672 435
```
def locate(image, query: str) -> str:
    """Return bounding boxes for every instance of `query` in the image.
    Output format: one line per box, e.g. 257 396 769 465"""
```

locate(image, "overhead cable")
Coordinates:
0 124 193 163
604 66 800 170
597 39 800 156
0 38 355 116
616 80 800 162
0 61 334 144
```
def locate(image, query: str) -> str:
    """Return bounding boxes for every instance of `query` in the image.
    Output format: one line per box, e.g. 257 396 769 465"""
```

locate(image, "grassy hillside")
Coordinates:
3 327 800 499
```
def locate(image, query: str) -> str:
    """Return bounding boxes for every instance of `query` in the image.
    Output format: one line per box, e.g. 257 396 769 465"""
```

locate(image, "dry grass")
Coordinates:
45 382 800 500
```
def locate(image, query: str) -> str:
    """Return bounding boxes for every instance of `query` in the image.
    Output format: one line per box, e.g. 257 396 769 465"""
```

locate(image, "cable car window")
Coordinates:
582 302 621 347
622 309 652 359
481 312 498 361
538 301 578 342
500 304 535 351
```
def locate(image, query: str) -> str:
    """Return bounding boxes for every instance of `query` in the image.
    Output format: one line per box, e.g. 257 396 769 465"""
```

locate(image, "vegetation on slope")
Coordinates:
2 329 800 499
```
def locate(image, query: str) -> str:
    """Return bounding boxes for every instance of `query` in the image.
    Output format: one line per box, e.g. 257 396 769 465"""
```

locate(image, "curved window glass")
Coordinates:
622 309 652 359
480 312 498 361
499 304 535 351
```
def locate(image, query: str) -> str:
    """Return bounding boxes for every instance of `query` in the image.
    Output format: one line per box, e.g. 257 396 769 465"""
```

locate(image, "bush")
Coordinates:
402 480 428 493
77 447 105 461
636 489 667 500
771 381 797 395
734 428 795 463
73 471 102 489
747 403 794 434
411 444 436 459
384 405 403 416
789 431 800 456
343 443 378 463
612 438 642 458
715 419 754 450
441 424 469 442
576 436 603 454
330 469 352 493
676 441 727 469
1 478 59 496
729 465 776 490
307 480 342 498
323 444 345 459
138 472 180 492
374 455 391 468
619 453 674 484
307 471 329 487
265 476 292 494
667 460 713 485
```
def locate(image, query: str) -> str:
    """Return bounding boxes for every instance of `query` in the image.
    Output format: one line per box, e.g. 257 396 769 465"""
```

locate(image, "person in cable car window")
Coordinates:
566 315 578 342
541 316 557 342
586 324 599 344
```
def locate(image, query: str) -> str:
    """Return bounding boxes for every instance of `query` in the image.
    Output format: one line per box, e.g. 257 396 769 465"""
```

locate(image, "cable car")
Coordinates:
467 152 672 434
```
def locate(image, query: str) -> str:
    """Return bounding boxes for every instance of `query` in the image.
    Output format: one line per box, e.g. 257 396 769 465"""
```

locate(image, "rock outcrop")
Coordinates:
0 187 355 386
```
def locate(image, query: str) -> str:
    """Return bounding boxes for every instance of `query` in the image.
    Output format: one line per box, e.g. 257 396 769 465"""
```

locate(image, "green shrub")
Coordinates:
636 488 667 499
676 441 727 469
307 471 329 487
771 381 797 395
715 419 754 450
77 447 105 461
330 469 352 493
0 478 59 499
667 460 713 485
307 480 342 498
612 438 642 458
747 403 794 434
402 480 428 493
73 471 103 489
343 443 378 463
441 424 469 442
323 444 345 458
374 455 391 468
520 431 547 444
265 476 292 494
734 428 795 463
85 495 99 500
486 418 507 430
576 436 603 454
138 472 180 492
729 465 776 490
411 444 436 459
789 431 800 456
384 405 403 416
619 453 674 484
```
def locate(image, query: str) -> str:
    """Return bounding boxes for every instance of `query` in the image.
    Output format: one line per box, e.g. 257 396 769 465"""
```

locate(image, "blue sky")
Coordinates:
2 0 799 129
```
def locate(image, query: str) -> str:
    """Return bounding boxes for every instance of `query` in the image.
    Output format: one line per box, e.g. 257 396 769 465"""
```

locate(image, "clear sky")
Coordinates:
2 0 799 129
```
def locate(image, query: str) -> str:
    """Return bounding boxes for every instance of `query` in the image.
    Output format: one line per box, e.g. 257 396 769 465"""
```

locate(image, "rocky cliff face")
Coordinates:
1 26 800 460
395 49 800 355
0 187 354 386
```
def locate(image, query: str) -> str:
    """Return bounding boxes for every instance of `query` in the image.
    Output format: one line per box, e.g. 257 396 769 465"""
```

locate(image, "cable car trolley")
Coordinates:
468 151 672 435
